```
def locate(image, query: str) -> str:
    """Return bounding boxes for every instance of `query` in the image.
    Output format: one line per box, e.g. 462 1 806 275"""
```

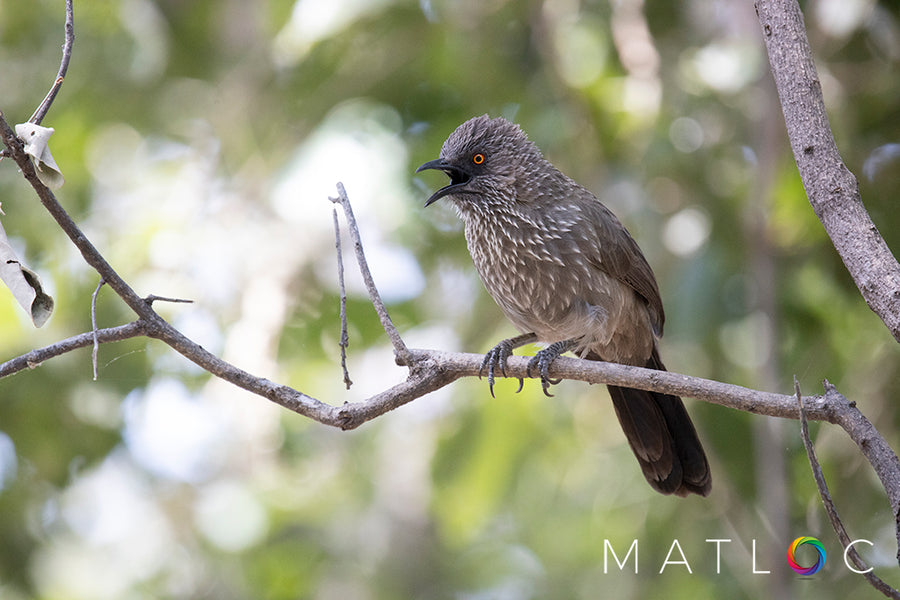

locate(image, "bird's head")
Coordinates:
416 115 543 207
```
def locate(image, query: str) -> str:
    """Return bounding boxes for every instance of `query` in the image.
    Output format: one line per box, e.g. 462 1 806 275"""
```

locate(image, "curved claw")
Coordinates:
526 340 574 397
478 352 494 397
526 355 555 397
480 340 523 398
479 346 502 398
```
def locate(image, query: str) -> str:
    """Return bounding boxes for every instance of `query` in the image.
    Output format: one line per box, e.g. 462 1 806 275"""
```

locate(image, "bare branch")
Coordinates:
797 378 900 598
755 0 900 342
29 0 74 125
332 206 352 389
90 277 104 380
755 0 900 565
330 182 411 364
404 348 821 418
0 321 147 378
820 381 900 567
144 294 194 305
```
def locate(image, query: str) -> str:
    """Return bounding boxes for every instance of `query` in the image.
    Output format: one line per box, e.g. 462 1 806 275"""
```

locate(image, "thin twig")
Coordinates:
29 0 74 125
90 277 105 380
330 182 411 364
332 207 353 389
796 377 900 598
0 321 147 377
144 294 194 305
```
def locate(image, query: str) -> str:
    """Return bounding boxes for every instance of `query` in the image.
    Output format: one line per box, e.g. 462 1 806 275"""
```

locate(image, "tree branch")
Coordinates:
797 378 900 599
90 277 105 380
0 321 147 377
755 0 900 342
29 0 74 125
330 182 411 364
332 206 353 389
756 0 900 579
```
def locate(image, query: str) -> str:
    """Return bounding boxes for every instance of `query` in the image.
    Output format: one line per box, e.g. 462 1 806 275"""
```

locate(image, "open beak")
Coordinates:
416 159 472 207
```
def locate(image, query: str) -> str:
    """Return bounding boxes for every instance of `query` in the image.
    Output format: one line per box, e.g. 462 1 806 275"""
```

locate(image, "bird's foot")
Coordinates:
526 340 575 397
479 338 525 398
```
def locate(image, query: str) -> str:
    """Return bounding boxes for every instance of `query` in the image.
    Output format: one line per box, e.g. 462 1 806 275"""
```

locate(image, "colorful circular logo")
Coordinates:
787 536 827 575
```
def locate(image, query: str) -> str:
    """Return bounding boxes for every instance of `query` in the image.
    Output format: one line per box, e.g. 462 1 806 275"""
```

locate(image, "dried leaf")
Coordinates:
14 122 65 189
0 220 54 327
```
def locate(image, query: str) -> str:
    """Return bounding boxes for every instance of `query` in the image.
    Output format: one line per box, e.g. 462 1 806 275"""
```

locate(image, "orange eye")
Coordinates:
472 153 485 165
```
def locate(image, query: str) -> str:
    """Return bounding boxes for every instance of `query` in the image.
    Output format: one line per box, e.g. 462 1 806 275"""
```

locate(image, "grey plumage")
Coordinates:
417 115 711 497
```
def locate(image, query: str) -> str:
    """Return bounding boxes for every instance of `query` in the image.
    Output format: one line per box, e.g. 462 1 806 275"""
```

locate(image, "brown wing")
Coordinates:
574 192 665 336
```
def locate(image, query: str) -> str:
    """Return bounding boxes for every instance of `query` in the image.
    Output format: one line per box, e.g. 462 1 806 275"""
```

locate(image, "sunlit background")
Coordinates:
2 0 900 598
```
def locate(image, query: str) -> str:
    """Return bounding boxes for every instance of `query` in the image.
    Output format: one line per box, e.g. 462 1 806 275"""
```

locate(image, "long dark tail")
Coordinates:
589 348 711 497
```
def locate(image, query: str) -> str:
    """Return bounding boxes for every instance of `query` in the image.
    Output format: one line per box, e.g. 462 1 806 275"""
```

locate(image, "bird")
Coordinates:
416 115 711 497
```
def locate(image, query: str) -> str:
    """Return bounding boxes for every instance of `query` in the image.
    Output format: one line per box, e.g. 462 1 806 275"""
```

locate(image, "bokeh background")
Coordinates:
2 0 900 598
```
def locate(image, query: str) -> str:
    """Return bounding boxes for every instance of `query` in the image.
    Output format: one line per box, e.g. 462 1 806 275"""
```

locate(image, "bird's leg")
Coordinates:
526 339 577 397
480 332 538 397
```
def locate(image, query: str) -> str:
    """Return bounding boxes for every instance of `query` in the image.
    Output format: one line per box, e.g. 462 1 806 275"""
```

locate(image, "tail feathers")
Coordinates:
593 350 711 497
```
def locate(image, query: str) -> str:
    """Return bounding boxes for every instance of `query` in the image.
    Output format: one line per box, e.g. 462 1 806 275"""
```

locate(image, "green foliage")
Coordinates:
1 0 900 598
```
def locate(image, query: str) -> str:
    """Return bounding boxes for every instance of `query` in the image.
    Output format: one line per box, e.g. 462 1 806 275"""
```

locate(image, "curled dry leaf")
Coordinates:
0 219 54 327
14 122 64 189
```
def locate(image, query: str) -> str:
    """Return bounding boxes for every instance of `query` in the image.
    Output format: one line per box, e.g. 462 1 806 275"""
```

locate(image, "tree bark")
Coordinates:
755 0 900 342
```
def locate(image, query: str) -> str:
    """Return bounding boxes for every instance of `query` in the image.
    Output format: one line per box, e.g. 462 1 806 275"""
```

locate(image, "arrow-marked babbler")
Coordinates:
417 115 711 497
